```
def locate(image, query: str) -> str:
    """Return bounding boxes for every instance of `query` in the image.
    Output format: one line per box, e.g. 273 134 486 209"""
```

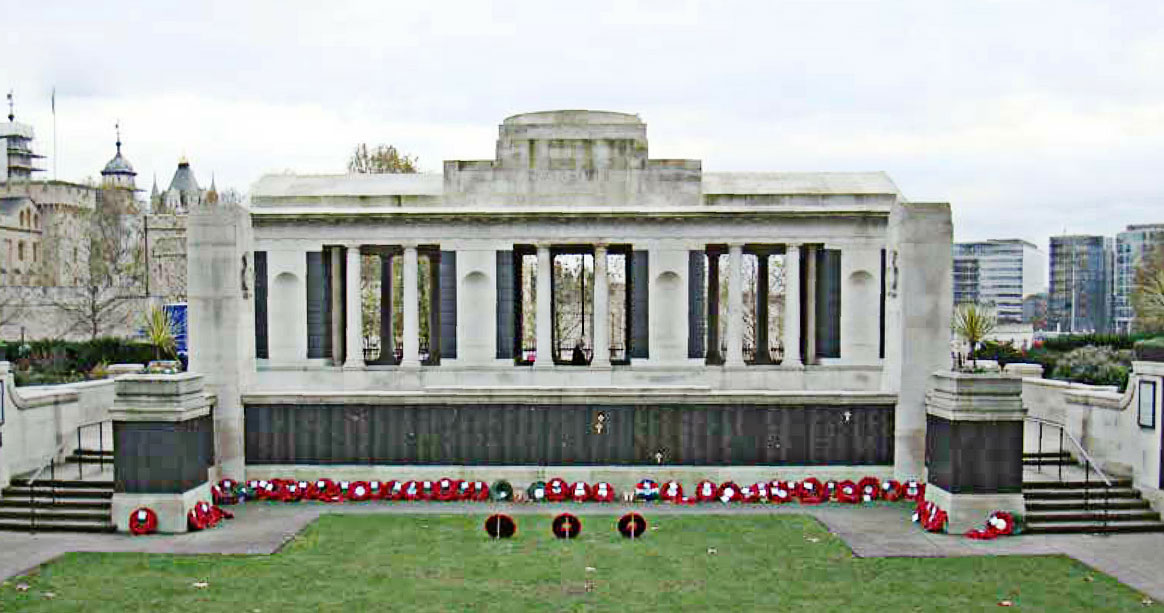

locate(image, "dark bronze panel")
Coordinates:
926 414 1023 494
115 415 213 494
244 403 895 467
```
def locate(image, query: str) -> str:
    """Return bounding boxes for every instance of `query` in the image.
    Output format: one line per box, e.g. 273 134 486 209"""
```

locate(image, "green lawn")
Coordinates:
0 514 1155 611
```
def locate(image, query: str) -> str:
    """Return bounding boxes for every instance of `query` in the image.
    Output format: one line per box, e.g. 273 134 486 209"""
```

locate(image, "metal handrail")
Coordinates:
24 418 111 533
1025 412 1112 532
1025 414 1113 487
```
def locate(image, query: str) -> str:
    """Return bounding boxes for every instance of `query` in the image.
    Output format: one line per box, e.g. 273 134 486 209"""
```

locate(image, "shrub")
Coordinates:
972 340 1025 368
1134 337 1164 362
3 337 157 378
1050 345 1133 390
1040 333 1155 353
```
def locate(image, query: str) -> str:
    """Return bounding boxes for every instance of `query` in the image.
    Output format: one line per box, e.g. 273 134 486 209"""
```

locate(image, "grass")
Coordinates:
0 514 1156 611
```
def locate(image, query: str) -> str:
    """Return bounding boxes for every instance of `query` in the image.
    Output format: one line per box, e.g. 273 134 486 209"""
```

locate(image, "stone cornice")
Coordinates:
242 388 898 406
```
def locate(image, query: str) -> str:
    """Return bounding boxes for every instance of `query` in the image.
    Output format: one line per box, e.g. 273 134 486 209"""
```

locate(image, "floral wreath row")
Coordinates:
212 476 927 506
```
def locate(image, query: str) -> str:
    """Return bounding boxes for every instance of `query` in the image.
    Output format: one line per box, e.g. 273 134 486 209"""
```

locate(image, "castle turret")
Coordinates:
100 122 137 190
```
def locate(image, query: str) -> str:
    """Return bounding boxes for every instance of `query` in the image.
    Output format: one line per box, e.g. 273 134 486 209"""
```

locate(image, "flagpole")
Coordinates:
52 88 57 180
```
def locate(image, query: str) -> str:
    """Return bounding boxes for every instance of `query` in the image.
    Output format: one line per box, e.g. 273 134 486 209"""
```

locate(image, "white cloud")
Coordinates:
1 0 1161 256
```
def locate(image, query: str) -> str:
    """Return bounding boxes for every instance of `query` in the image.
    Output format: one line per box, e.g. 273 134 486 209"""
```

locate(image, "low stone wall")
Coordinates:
1021 362 1163 502
0 361 115 487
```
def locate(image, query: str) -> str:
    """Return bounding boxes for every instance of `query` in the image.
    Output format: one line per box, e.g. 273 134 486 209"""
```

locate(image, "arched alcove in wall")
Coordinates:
461 270 492 360
271 272 301 361
846 269 876 360
654 270 683 357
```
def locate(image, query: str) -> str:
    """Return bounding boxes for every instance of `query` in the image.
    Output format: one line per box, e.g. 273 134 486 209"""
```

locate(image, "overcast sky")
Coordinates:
3 1 1162 258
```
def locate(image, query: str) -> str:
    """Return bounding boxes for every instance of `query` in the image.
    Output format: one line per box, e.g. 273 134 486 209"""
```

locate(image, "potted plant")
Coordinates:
953 302 996 371
141 305 181 372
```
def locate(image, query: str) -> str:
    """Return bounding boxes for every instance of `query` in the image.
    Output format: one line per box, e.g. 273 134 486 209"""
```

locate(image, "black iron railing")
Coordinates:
1026 414 1111 530
25 418 111 533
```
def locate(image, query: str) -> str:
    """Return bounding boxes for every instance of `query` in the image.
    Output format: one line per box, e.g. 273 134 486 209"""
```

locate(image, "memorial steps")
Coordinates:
0 448 115 533
1022 454 1164 535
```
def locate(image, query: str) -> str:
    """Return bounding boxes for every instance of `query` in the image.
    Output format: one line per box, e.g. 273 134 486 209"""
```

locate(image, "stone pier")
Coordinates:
110 373 215 534
924 371 1026 533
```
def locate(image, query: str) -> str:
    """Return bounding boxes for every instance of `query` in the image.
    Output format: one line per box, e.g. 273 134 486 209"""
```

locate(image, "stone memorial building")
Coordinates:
191 110 952 485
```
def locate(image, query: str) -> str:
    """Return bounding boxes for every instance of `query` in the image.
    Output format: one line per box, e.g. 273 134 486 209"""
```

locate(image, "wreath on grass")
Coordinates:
546 478 569 502
484 513 517 539
880 480 905 502
634 479 660 502
527 481 548 503
768 481 793 503
570 482 592 503
128 507 158 536
661 481 684 502
591 482 615 503
491 480 514 502
618 512 647 539
857 477 881 502
836 480 860 504
695 480 717 503
912 499 948 533
796 478 828 504
965 511 1017 540
552 513 582 539
435 478 459 502
716 481 741 503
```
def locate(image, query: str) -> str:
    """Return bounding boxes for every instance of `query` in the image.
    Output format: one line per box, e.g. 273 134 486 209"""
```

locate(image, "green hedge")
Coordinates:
1039 332 1156 352
0 337 158 374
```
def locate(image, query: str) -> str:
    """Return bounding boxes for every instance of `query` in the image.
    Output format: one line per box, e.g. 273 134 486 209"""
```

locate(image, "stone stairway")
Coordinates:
0 449 116 533
1022 453 1164 534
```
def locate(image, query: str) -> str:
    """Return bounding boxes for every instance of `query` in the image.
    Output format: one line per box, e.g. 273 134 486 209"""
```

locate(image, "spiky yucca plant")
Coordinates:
953 302 997 371
142 304 178 362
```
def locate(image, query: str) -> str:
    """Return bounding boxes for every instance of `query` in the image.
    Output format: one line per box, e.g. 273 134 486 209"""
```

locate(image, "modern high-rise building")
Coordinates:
953 239 1045 322
1048 235 1113 333
1114 224 1164 333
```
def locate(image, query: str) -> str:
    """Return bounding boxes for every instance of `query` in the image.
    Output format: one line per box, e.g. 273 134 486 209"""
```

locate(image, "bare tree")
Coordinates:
1133 243 1164 333
348 144 419 174
54 188 145 339
0 291 24 332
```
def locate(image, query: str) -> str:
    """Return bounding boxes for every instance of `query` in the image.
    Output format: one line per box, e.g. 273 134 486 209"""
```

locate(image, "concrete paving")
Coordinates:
1 501 1162 602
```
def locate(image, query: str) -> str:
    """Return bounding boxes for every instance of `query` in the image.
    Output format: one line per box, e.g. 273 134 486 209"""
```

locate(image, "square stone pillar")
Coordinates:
344 246 365 368
110 373 215 534
401 246 421 368
725 243 745 367
534 245 553 369
592 245 611 368
782 243 802 367
188 201 253 481
884 202 952 480
925 371 1026 533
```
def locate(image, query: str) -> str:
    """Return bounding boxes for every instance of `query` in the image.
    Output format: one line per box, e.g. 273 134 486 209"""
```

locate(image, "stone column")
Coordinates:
592 245 611 367
344 246 364 368
534 244 553 368
401 246 420 368
804 245 817 365
329 247 344 364
725 243 745 367
783 244 802 367
924 372 1026 533
110 373 214 533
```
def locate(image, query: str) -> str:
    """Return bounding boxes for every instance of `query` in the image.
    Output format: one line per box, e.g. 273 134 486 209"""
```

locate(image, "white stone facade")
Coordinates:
192 110 954 479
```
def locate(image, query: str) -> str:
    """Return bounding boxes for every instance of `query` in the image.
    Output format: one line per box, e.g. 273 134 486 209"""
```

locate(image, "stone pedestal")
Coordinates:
110 373 214 534
925 371 1026 533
